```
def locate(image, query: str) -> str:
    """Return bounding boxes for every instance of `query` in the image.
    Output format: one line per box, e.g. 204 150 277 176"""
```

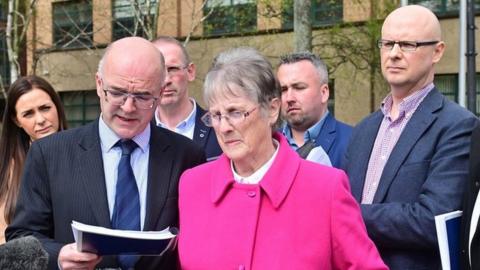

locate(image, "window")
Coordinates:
434 74 458 102
112 0 158 40
203 0 257 35
0 33 9 86
409 0 480 17
434 74 480 116
282 0 343 29
0 2 6 21
60 90 100 127
53 0 93 48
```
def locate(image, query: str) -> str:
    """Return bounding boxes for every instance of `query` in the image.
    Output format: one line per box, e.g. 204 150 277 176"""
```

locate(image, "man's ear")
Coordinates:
320 84 330 104
95 73 103 98
187 63 196 82
432 41 445 64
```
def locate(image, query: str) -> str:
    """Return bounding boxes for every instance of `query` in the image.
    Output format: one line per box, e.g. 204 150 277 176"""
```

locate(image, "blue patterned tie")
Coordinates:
112 140 140 270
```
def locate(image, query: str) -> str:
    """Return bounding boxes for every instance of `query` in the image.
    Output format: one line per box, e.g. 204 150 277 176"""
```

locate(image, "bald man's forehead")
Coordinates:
382 6 442 40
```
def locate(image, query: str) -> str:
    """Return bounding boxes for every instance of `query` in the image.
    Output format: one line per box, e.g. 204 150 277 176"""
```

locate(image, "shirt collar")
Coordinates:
381 83 434 119
282 111 329 148
155 98 197 130
231 139 280 184
211 133 301 209
98 115 150 153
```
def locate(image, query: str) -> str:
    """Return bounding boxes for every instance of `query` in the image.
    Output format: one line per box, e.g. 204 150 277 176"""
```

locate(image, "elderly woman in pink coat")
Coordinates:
177 47 387 270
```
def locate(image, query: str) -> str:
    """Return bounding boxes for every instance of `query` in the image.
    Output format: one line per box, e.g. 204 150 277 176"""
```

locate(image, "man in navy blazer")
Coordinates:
277 52 352 168
461 123 480 270
152 36 222 161
342 5 478 270
6 37 205 269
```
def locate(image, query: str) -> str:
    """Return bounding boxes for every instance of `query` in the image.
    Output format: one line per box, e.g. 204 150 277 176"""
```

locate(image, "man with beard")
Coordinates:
277 52 352 168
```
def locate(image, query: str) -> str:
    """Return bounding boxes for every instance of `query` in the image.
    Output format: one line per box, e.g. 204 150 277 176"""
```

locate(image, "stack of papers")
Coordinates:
71 221 177 255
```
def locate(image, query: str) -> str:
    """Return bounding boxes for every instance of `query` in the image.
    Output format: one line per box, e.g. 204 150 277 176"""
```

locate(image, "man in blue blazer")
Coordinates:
277 52 352 168
152 36 222 161
6 37 205 270
342 5 478 270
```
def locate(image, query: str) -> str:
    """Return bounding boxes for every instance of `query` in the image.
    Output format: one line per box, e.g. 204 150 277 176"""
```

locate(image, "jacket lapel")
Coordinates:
350 111 383 201
193 104 209 149
315 113 335 154
77 120 112 227
372 89 442 203
143 125 173 231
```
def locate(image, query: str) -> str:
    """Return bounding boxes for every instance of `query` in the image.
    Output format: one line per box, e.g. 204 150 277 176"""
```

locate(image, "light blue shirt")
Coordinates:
282 111 331 166
155 99 197 139
98 116 150 230
282 111 330 149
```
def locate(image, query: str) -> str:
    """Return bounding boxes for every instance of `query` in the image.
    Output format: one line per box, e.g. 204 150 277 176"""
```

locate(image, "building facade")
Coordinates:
13 0 480 127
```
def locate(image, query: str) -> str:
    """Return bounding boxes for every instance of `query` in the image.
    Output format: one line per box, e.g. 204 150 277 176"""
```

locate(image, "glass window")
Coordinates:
434 74 458 102
282 0 343 29
0 33 9 86
112 0 158 40
60 90 100 127
52 0 93 48
434 74 480 116
0 2 6 21
408 0 480 17
203 0 257 35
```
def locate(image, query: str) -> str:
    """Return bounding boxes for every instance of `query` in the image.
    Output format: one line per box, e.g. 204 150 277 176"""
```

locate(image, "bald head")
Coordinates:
383 5 442 41
98 37 166 88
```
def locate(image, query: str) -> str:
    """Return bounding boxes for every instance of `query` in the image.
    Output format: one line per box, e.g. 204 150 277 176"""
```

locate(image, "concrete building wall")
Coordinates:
25 0 479 125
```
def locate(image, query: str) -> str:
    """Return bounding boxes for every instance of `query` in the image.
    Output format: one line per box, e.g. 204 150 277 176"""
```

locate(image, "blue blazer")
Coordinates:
313 113 352 168
461 123 480 270
194 105 222 161
342 88 479 270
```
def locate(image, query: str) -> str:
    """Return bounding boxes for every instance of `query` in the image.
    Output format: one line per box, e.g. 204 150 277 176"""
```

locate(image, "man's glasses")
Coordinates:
101 79 158 110
377 39 439 52
201 107 257 127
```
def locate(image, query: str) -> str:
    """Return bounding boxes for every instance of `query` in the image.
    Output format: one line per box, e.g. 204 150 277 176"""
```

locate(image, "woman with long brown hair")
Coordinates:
0 75 67 242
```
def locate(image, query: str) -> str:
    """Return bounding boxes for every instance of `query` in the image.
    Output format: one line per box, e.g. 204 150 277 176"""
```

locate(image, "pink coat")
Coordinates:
178 133 387 270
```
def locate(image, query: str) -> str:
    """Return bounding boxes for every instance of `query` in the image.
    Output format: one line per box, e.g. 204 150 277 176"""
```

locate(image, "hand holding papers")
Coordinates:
71 221 177 256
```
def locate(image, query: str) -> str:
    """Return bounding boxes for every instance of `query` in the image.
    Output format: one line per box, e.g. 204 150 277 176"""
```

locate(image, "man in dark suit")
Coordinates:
6 37 205 270
462 123 480 270
152 36 222 161
277 52 352 168
342 5 478 270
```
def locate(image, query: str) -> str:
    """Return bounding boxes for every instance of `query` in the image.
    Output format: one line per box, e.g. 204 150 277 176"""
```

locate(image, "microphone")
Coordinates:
0 235 48 270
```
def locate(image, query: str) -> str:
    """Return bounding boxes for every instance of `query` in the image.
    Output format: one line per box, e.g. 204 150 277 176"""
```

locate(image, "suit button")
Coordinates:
239 265 245 270
247 191 256 197
476 181 480 188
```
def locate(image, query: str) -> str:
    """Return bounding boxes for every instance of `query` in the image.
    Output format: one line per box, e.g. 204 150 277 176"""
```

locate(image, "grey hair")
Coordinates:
279 52 329 85
152 36 191 64
203 47 280 109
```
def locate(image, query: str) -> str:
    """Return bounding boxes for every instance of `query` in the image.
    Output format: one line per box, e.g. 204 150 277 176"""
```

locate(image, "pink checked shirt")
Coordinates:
361 83 434 204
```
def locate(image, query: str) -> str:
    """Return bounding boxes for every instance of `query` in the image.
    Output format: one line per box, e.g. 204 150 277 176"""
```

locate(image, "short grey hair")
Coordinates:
279 52 329 85
204 47 280 109
152 36 191 64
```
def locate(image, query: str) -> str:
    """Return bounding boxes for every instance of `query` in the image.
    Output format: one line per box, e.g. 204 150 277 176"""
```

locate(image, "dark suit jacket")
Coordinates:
313 113 352 168
193 105 222 161
461 123 480 270
342 88 478 270
6 120 206 270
